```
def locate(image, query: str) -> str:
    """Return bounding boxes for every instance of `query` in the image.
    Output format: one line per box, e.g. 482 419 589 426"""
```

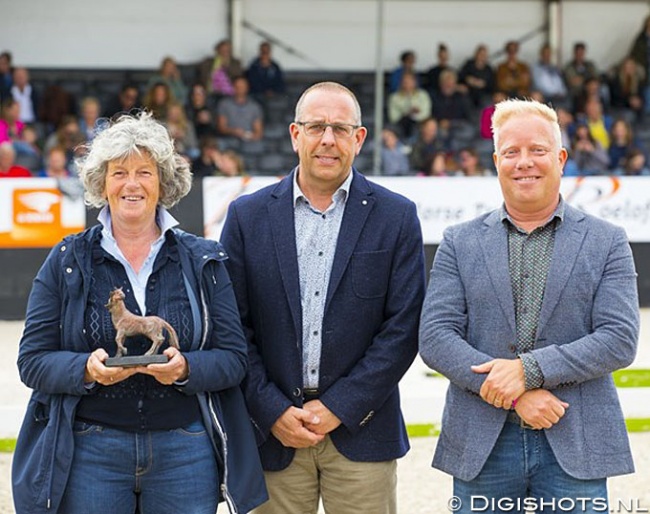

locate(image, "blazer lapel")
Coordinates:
479 211 517 335
537 206 587 333
325 171 373 312
267 174 302 336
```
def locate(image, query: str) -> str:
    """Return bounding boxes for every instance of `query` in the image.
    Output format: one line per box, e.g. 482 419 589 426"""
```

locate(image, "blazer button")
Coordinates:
508 345 517 353
292 388 301 398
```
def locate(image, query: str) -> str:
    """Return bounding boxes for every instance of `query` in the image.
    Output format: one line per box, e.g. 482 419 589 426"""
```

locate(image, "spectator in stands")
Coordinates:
246 41 286 102
78 96 102 142
495 40 531 98
0 51 12 103
608 119 638 171
425 43 454 95
38 146 71 178
217 76 264 142
573 76 608 116
11 67 38 124
219 149 246 176
387 71 431 142
380 125 411 176
459 44 495 108
455 146 492 176
191 135 223 177
147 56 188 106
143 81 175 121
39 84 77 135
103 83 140 118
563 42 598 107
0 141 31 177
409 117 446 172
557 106 576 148
15 125 43 173
609 56 645 122
618 147 650 175
186 83 218 139
389 50 419 93
571 123 609 174
430 69 474 144
479 90 507 139
201 39 243 100
164 102 198 160
420 150 451 177
579 97 613 150
0 97 25 144
629 15 650 113
0 97 39 166
532 43 568 108
44 115 84 174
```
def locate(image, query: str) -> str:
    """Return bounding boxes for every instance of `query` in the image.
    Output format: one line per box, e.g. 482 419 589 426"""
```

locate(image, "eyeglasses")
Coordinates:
296 121 361 138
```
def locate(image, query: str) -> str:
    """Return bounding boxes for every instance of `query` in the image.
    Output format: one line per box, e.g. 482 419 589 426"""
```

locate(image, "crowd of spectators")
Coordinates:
383 17 650 177
0 39 286 180
2 20 650 180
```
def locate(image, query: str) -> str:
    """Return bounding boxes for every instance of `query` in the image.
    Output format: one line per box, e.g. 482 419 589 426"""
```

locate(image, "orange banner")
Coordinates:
0 179 86 248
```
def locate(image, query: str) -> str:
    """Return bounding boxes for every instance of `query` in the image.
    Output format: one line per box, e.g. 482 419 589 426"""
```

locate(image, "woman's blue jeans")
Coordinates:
59 419 220 514
453 422 607 514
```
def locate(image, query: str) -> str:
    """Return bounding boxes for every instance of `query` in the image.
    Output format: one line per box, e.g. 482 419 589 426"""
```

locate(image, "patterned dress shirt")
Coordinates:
294 170 352 389
502 198 565 390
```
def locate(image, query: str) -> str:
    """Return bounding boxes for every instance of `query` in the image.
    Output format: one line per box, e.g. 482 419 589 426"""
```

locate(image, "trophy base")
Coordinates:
105 355 169 368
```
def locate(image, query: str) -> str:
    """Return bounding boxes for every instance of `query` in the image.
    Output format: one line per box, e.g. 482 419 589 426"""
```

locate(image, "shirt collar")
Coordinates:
98 205 179 244
292 167 353 207
500 195 565 227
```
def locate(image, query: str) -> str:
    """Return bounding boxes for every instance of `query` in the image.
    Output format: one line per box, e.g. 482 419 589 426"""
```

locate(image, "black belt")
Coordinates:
506 411 535 429
303 388 319 401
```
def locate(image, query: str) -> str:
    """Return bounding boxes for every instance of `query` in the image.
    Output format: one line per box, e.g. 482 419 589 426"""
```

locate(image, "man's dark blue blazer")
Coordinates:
221 169 426 471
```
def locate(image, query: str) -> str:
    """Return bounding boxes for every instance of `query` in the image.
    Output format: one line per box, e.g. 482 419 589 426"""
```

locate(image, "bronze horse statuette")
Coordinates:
105 287 180 359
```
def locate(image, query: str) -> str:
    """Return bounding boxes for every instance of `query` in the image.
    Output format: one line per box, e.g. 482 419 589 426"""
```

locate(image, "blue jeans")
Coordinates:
59 419 219 514
453 422 607 514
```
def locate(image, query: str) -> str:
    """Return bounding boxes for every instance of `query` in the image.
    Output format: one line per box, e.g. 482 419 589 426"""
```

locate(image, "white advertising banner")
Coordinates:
203 176 650 245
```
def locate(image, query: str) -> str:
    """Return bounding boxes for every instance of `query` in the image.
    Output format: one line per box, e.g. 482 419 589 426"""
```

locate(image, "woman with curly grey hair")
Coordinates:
12 112 267 514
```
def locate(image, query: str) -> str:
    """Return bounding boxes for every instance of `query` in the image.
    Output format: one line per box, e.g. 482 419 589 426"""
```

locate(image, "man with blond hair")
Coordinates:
419 98 639 513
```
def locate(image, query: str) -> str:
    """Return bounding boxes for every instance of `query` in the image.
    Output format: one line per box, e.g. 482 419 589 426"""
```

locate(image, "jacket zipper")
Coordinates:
45 401 62 509
200 262 237 513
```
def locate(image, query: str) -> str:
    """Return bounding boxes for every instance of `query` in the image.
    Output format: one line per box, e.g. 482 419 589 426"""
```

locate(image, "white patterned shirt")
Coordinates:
293 169 352 388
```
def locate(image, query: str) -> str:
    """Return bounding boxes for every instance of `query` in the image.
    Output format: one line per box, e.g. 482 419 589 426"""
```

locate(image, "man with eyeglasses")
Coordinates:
221 81 426 514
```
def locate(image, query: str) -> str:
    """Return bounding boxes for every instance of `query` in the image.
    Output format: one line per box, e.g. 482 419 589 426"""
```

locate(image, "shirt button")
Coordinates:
321 214 326 219
318 251 323 256
60 245 66 252
65 267 73 274
362 200 368 205
313 330 319 336
310 369 316 374
315 291 320 296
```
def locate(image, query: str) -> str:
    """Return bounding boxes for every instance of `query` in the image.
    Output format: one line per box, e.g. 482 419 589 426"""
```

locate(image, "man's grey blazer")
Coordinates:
419 203 639 481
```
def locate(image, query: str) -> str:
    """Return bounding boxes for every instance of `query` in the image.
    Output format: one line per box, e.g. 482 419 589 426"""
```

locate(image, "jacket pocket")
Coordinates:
351 250 391 299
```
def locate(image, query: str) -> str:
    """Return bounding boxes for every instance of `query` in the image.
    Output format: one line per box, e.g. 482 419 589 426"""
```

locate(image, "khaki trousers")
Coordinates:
252 435 397 514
